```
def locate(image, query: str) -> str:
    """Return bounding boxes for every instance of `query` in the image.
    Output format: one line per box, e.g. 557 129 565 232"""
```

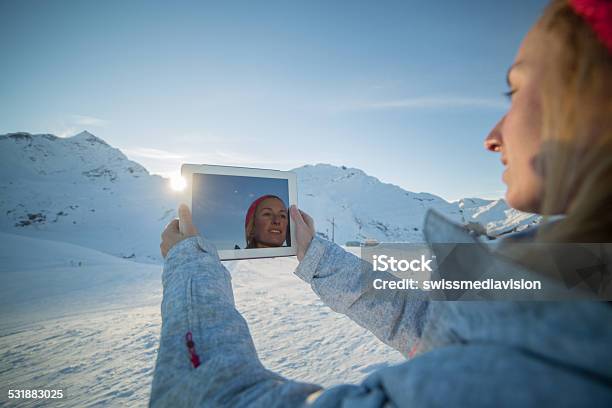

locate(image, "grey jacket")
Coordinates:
149 211 612 407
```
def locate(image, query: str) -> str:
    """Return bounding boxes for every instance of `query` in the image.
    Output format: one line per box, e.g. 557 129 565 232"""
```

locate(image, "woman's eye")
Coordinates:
503 89 517 100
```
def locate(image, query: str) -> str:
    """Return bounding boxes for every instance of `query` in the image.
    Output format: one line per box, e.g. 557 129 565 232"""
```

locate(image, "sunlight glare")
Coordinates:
170 175 187 191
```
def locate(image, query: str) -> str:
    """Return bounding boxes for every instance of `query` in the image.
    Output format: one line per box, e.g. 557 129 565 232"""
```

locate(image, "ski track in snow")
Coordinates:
0 235 403 407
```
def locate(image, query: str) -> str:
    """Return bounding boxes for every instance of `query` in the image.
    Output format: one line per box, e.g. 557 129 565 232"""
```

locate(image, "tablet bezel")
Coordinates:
181 163 298 260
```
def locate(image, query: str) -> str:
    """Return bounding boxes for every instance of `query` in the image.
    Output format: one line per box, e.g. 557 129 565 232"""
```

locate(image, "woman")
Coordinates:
152 1 612 406
244 195 289 249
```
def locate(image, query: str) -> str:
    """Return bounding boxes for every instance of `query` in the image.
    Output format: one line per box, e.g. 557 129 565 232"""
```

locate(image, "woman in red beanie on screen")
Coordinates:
244 195 289 249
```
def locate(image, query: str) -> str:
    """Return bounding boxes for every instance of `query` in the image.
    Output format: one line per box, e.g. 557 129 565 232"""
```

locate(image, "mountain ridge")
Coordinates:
0 131 540 261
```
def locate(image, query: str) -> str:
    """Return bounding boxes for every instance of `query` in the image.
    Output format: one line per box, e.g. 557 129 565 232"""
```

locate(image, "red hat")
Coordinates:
570 0 612 54
244 195 283 228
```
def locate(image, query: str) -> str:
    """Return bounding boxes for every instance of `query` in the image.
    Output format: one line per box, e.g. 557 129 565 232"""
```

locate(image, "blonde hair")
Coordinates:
536 0 612 242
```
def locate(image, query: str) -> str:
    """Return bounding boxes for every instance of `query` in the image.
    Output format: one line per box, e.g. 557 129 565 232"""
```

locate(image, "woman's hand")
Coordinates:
160 204 199 258
289 205 315 261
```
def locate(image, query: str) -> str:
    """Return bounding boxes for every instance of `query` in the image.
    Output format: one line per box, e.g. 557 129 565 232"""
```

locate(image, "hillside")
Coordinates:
0 131 539 261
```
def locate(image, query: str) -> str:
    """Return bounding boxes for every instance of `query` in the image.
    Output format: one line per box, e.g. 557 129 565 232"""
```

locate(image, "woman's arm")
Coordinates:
149 205 430 406
294 236 430 357
150 235 323 407
150 240 612 408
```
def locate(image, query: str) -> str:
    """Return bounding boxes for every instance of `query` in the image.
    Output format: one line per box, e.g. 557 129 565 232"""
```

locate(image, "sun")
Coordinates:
169 175 187 191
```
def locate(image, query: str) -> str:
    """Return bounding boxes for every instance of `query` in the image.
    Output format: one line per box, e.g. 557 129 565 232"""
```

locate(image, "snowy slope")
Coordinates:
0 233 403 407
0 232 162 330
0 132 539 265
0 131 147 182
294 164 539 244
294 164 459 244
456 197 540 236
0 132 181 263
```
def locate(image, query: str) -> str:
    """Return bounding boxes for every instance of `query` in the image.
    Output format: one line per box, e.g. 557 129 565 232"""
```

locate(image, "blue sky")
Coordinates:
0 0 547 201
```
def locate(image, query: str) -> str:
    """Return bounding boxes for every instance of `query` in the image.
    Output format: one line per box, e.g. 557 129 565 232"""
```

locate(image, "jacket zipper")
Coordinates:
186 277 201 368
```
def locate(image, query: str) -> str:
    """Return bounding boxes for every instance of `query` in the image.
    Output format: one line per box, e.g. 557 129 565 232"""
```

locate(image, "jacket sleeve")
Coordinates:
294 236 430 357
148 234 608 407
149 236 323 407
149 235 433 408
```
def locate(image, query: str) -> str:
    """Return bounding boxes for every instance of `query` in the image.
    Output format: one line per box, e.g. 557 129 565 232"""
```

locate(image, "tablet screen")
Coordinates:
191 173 291 251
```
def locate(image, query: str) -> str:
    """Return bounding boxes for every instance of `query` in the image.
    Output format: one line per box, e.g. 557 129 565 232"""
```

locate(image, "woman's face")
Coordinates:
484 26 548 213
252 197 288 248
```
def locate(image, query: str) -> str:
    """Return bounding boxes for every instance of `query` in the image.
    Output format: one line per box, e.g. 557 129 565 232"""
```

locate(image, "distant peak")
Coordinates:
294 163 363 173
73 130 95 138
70 131 109 146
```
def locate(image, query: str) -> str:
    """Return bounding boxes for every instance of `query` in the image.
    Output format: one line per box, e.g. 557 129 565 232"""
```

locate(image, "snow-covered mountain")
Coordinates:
0 131 539 261
456 196 539 236
294 164 458 243
0 131 180 263
294 164 540 244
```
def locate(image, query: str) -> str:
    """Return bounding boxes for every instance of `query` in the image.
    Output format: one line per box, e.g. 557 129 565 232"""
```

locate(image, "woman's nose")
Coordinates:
484 116 504 152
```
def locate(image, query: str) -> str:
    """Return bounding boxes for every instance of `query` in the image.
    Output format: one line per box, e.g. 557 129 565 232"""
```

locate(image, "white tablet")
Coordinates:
181 164 298 260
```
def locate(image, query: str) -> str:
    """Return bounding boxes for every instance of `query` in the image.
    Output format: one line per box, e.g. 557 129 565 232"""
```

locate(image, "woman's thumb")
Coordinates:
290 205 305 227
178 204 197 235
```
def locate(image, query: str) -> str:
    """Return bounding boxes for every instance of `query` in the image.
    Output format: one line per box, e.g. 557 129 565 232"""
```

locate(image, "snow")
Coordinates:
456 197 540 236
0 233 402 407
0 133 538 263
295 164 540 243
0 132 181 263
0 232 161 331
0 131 539 406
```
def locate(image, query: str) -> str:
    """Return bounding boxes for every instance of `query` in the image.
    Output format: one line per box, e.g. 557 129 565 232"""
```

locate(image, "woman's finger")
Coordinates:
160 242 169 258
162 219 180 238
300 210 315 231
178 204 198 236
290 205 306 227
